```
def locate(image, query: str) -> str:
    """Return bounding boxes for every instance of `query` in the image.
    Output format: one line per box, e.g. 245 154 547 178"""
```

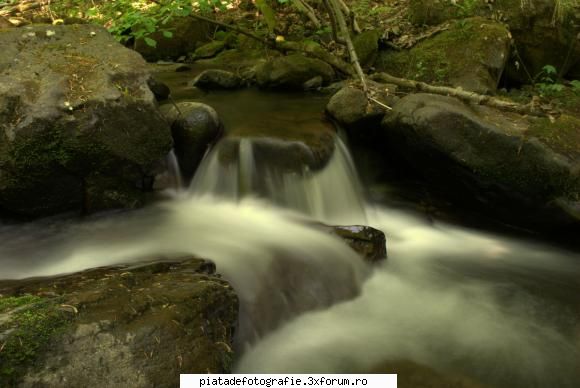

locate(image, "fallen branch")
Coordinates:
328 0 367 93
372 72 545 116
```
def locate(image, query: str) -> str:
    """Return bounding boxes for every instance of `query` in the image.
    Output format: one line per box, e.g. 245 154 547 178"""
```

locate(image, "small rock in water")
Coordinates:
329 225 387 263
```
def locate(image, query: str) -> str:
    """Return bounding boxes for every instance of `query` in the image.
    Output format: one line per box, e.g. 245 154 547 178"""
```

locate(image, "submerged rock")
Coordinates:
0 256 238 387
0 25 172 218
256 54 335 90
376 18 510 94
381 93 580 230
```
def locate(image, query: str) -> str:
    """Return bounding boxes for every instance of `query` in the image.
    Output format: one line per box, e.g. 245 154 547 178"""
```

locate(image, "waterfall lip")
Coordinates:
190 135 367 225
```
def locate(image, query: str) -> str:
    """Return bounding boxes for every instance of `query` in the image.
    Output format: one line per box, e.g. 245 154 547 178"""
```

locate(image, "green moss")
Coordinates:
377 18 508 86
527 115 580 160
0 295 42 313
0 298 72 385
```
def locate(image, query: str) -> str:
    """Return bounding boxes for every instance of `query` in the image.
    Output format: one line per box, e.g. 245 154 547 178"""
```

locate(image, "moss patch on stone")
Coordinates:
0 295 41 313
377 18 509 89
0 297 72 385
527 114 580 160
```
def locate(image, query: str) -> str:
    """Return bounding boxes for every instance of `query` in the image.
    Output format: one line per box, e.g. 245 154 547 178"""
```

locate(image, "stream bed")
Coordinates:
1 84 579 387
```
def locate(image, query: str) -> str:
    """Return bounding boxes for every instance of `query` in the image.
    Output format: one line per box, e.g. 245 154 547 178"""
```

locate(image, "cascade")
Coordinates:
190 136 367 225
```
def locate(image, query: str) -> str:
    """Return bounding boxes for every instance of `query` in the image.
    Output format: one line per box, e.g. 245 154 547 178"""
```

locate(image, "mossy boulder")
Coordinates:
0 256 238 387
407 0 580 82
381 93 580 230
376 18 511 94
353 30 381 69
256 54 335 90
134 17 211 61
0 25 173 218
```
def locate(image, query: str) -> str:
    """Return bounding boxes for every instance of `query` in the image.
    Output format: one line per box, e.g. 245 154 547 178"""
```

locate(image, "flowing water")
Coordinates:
1 88 579 387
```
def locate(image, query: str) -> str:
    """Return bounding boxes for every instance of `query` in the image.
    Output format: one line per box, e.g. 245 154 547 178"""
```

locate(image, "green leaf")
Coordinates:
162 30 173 38
144 37 157 48
542 65 557 75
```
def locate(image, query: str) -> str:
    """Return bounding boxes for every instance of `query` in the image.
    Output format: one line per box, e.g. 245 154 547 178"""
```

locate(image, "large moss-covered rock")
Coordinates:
256 54 335 90
0 25 173 218
134 17 211 61
0 256 238 387
377 18 511 94
407 0 580 82
381 93 580 230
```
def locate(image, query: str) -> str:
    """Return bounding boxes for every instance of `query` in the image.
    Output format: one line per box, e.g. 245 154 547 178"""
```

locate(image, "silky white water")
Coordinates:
0 135 578 387
191 136 367 225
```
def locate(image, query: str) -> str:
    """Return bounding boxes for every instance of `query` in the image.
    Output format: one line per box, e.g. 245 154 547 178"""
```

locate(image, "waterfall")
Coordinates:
166 149 183 191
190 136 367 225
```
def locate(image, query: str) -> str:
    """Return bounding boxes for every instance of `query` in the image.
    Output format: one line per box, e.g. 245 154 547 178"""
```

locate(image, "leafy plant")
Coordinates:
571 80 580 95
534 65 565 96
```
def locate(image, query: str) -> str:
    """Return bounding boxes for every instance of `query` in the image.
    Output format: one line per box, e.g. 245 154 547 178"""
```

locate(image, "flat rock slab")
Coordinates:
0 256 238 387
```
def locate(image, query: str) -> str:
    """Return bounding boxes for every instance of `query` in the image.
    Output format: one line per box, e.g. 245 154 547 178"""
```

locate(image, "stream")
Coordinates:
1 82 579 387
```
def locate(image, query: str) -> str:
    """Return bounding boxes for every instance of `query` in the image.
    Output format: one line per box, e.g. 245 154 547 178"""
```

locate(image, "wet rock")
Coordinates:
147 77 171 101
0 25 172 218
330 225 387 263
191 41 226 60
0 256 238 387
376 18 510 94
256 54 335 90
238 249 365 347
134 17 211 61
216 118 336 173
161 102 222 180
326 84 397 139
192 69 242 90
381 93 580 230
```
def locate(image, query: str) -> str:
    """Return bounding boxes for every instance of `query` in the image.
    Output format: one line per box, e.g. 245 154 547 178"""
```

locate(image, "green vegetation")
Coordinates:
527 114 580 160
0 296 72 384
0 295 41 313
